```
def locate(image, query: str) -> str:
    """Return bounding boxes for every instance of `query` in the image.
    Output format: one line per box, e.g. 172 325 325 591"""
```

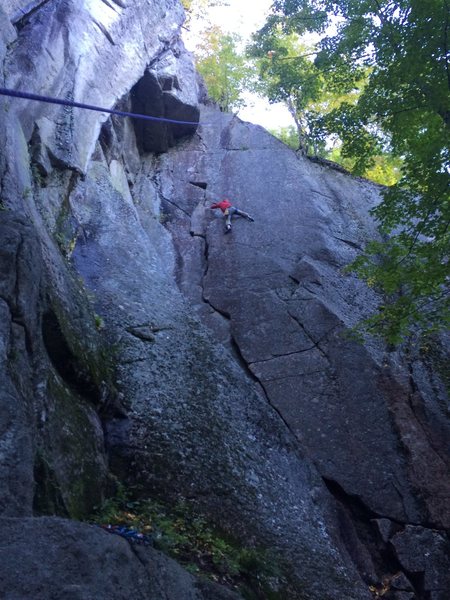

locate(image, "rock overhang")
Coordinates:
3 0 199 173
131 68 199 154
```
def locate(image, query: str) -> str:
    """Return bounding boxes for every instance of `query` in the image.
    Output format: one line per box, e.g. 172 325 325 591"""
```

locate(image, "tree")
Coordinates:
327 147 402 185
268 125 299 149
249 13 369 157
249 29 328 154
260 0 450 343
195 26 254 112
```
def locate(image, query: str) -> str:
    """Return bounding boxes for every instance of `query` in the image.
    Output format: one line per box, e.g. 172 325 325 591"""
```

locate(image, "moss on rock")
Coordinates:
34 374 109 520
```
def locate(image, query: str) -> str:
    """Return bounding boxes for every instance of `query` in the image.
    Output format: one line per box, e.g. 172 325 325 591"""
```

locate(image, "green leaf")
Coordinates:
256 0 450 341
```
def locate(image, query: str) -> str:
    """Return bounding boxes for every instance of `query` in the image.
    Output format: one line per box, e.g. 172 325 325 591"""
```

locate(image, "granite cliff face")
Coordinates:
0 2 449 599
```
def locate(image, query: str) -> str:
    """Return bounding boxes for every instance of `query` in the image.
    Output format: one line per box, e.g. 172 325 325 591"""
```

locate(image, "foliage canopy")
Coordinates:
256 0 449 342
248 30 329 154
195 26 254 112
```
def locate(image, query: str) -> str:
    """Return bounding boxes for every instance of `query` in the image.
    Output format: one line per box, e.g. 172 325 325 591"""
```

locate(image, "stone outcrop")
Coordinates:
0 517 242 600
0 209 111 521
0 1 449 599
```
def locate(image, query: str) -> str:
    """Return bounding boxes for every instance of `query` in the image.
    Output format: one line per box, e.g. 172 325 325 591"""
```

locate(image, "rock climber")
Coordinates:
210 198 254 233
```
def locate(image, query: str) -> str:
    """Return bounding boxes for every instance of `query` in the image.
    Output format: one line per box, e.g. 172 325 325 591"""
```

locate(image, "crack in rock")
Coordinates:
92 19 116 46
189 181 207 189
310 189 335 201
248 369 328 383
248 347 318 366
99 0 122 12
332 235 363 250
257 377 311 442
126 323 174 342
287 310 333 360
12 0 52 26
161 194 190 218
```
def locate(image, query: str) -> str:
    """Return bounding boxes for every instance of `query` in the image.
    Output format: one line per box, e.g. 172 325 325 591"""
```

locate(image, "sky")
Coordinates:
183 0 295 130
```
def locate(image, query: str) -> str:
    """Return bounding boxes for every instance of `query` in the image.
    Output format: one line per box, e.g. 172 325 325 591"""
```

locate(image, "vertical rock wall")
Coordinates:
155 108 450 599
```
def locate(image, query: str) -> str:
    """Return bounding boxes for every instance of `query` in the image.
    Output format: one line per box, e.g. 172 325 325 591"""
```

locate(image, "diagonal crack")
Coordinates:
161 195 190 218
256 377 307 441
12 0 52 27
287 310 333 360
146 42 173 70
189 181 207 189
248 370 327 384
332 235 363 250
92 19 115 45
164 187 319 446
99 0 122 12
310 189 335 201
248 347 318 366
200 292 318 442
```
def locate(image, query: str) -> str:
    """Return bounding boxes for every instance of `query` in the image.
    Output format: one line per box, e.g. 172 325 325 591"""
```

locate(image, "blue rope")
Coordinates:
98 524 153 546
0 87 202 126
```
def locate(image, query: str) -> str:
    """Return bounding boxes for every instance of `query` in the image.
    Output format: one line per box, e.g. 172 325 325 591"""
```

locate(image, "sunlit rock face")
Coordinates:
0 1 449 600
3 0 197 173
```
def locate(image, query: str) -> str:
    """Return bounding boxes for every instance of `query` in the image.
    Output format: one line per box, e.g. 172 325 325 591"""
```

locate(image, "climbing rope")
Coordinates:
98 524 153 546
0 87 203 126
